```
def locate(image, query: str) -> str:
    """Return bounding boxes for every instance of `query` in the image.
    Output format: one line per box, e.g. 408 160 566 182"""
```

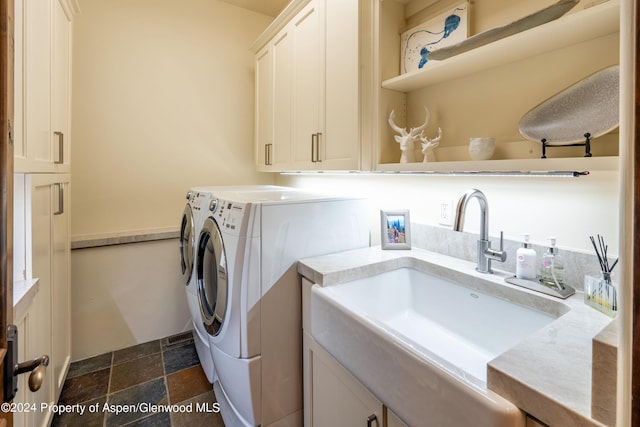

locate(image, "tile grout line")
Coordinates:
162 341 174 425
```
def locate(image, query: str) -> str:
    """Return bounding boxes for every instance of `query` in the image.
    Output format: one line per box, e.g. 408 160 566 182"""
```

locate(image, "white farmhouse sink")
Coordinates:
310 267 566 427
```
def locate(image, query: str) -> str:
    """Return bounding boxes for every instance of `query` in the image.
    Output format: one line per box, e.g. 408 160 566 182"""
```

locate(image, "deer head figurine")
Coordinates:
388 107 430 163
420 127 442 163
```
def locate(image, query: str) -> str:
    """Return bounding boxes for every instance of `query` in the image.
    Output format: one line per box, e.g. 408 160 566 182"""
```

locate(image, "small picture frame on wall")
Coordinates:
380 210 411 250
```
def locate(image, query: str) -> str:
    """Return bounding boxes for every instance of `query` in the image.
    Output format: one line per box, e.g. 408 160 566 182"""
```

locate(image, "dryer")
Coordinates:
195 187 369 427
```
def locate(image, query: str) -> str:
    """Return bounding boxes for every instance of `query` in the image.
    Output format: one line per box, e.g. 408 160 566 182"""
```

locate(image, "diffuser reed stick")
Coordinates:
586 234 618 315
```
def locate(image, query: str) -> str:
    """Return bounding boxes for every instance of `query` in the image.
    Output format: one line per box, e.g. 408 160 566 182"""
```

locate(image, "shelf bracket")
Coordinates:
540 132 593 159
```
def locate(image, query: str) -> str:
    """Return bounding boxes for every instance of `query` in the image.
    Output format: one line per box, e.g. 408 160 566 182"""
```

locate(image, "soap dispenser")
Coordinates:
541 237 564 288
515 234 537 280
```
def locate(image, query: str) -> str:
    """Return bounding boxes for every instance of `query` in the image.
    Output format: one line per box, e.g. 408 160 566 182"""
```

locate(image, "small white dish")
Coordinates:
468 137 495 160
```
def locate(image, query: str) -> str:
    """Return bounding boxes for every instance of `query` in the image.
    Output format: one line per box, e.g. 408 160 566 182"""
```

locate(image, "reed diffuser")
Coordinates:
584 235 618 317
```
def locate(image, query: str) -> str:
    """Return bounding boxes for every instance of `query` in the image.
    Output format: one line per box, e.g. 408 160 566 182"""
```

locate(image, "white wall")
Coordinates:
71 0 275 236
71 239 188 360
70 0 275 359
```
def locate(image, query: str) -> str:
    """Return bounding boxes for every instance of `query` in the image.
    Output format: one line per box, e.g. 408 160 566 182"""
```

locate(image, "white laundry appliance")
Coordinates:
195 187 369 427
180 189 218 383
179 186 296 383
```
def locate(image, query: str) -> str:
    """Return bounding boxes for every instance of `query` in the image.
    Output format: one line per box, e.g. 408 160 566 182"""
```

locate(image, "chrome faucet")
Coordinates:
453 188 507 274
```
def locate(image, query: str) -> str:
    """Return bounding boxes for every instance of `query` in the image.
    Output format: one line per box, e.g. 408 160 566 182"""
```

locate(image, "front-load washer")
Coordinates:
195 187 369 426
180 189 219 383
180 185 298 383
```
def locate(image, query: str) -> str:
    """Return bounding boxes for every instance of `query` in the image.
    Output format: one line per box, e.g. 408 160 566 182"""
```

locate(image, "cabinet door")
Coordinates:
13 308 29 427
254 26 293 171
28 175 55 426
305 333 383 427
22 0 52 167
15 0 74 173
28 174 71 412
51 179 71 398
323 0 361 169
255 46 273 170
52 0 72 170
291 0 323 168
386 408 408 427
272 28 293 168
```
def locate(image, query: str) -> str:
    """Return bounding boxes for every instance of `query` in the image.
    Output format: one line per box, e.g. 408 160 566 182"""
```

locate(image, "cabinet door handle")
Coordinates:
366 414 377 427
54 131 64 164
265 143 273 166
311 134 317 162
54 183 64 215
316 132 322 162
311 133 322 163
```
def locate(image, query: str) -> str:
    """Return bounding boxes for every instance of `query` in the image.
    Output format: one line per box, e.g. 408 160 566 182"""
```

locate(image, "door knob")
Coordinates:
3 325 49 401
15 355 49 392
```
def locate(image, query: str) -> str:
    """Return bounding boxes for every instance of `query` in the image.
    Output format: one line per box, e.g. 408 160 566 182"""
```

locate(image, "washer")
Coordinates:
195 187 369 426
180 189 218 383
179 186 296 383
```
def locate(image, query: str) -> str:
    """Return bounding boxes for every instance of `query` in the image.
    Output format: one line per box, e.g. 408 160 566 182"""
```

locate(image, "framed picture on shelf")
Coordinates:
400 1 469 74
380 210 411 250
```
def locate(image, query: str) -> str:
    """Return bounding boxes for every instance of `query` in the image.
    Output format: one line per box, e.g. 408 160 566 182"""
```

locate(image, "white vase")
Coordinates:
468 137 495 161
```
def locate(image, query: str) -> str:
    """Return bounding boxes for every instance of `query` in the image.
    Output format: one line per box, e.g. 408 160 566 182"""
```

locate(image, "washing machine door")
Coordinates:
196 217 228 336
179 204 195 285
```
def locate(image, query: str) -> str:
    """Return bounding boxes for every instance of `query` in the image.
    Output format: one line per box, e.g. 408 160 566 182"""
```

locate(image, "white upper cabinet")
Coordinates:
290 1 323 169
255 45 274 170
252 0 370 171
14 0 76 173
52 0 72 167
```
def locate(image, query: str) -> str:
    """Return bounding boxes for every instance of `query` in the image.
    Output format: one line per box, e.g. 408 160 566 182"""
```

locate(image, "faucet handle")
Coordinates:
485 231 507 263
497 231 507 262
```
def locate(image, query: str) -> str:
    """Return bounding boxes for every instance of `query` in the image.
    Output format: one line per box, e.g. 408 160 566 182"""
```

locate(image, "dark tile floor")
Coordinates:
52 331 225 427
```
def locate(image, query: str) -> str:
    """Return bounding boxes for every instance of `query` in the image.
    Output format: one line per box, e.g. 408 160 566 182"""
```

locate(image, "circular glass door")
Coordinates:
179 204 195 285
196 217 228 336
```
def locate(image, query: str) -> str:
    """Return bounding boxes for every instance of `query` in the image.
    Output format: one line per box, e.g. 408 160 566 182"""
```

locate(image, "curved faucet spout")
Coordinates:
453 188 505 274
453 189 489 241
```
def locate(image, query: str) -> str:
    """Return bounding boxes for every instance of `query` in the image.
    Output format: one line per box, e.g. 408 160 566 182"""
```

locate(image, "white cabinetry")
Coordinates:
12 0 74 420
12 285 49 427
28 174 71 406
14 0 74 173
304 333 408 427
290 1 322 169
255 22 293 170
302 279 407 427
12 174 71 427
253 0 368 171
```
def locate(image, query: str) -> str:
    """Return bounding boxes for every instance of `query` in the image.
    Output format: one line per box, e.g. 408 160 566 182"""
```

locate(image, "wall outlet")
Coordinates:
439 200 454 226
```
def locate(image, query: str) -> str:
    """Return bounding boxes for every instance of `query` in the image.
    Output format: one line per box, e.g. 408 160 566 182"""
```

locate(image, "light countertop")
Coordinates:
13 278 40 320
298 246 614 427
71 227 179 249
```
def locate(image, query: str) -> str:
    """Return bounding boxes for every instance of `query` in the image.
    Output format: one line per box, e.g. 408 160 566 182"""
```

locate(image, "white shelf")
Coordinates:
375 156 618 174
381 0 619 93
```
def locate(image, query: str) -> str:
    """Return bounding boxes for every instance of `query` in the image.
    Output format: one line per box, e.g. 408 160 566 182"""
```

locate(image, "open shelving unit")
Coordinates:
375 0 620 174
382 0 619 92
